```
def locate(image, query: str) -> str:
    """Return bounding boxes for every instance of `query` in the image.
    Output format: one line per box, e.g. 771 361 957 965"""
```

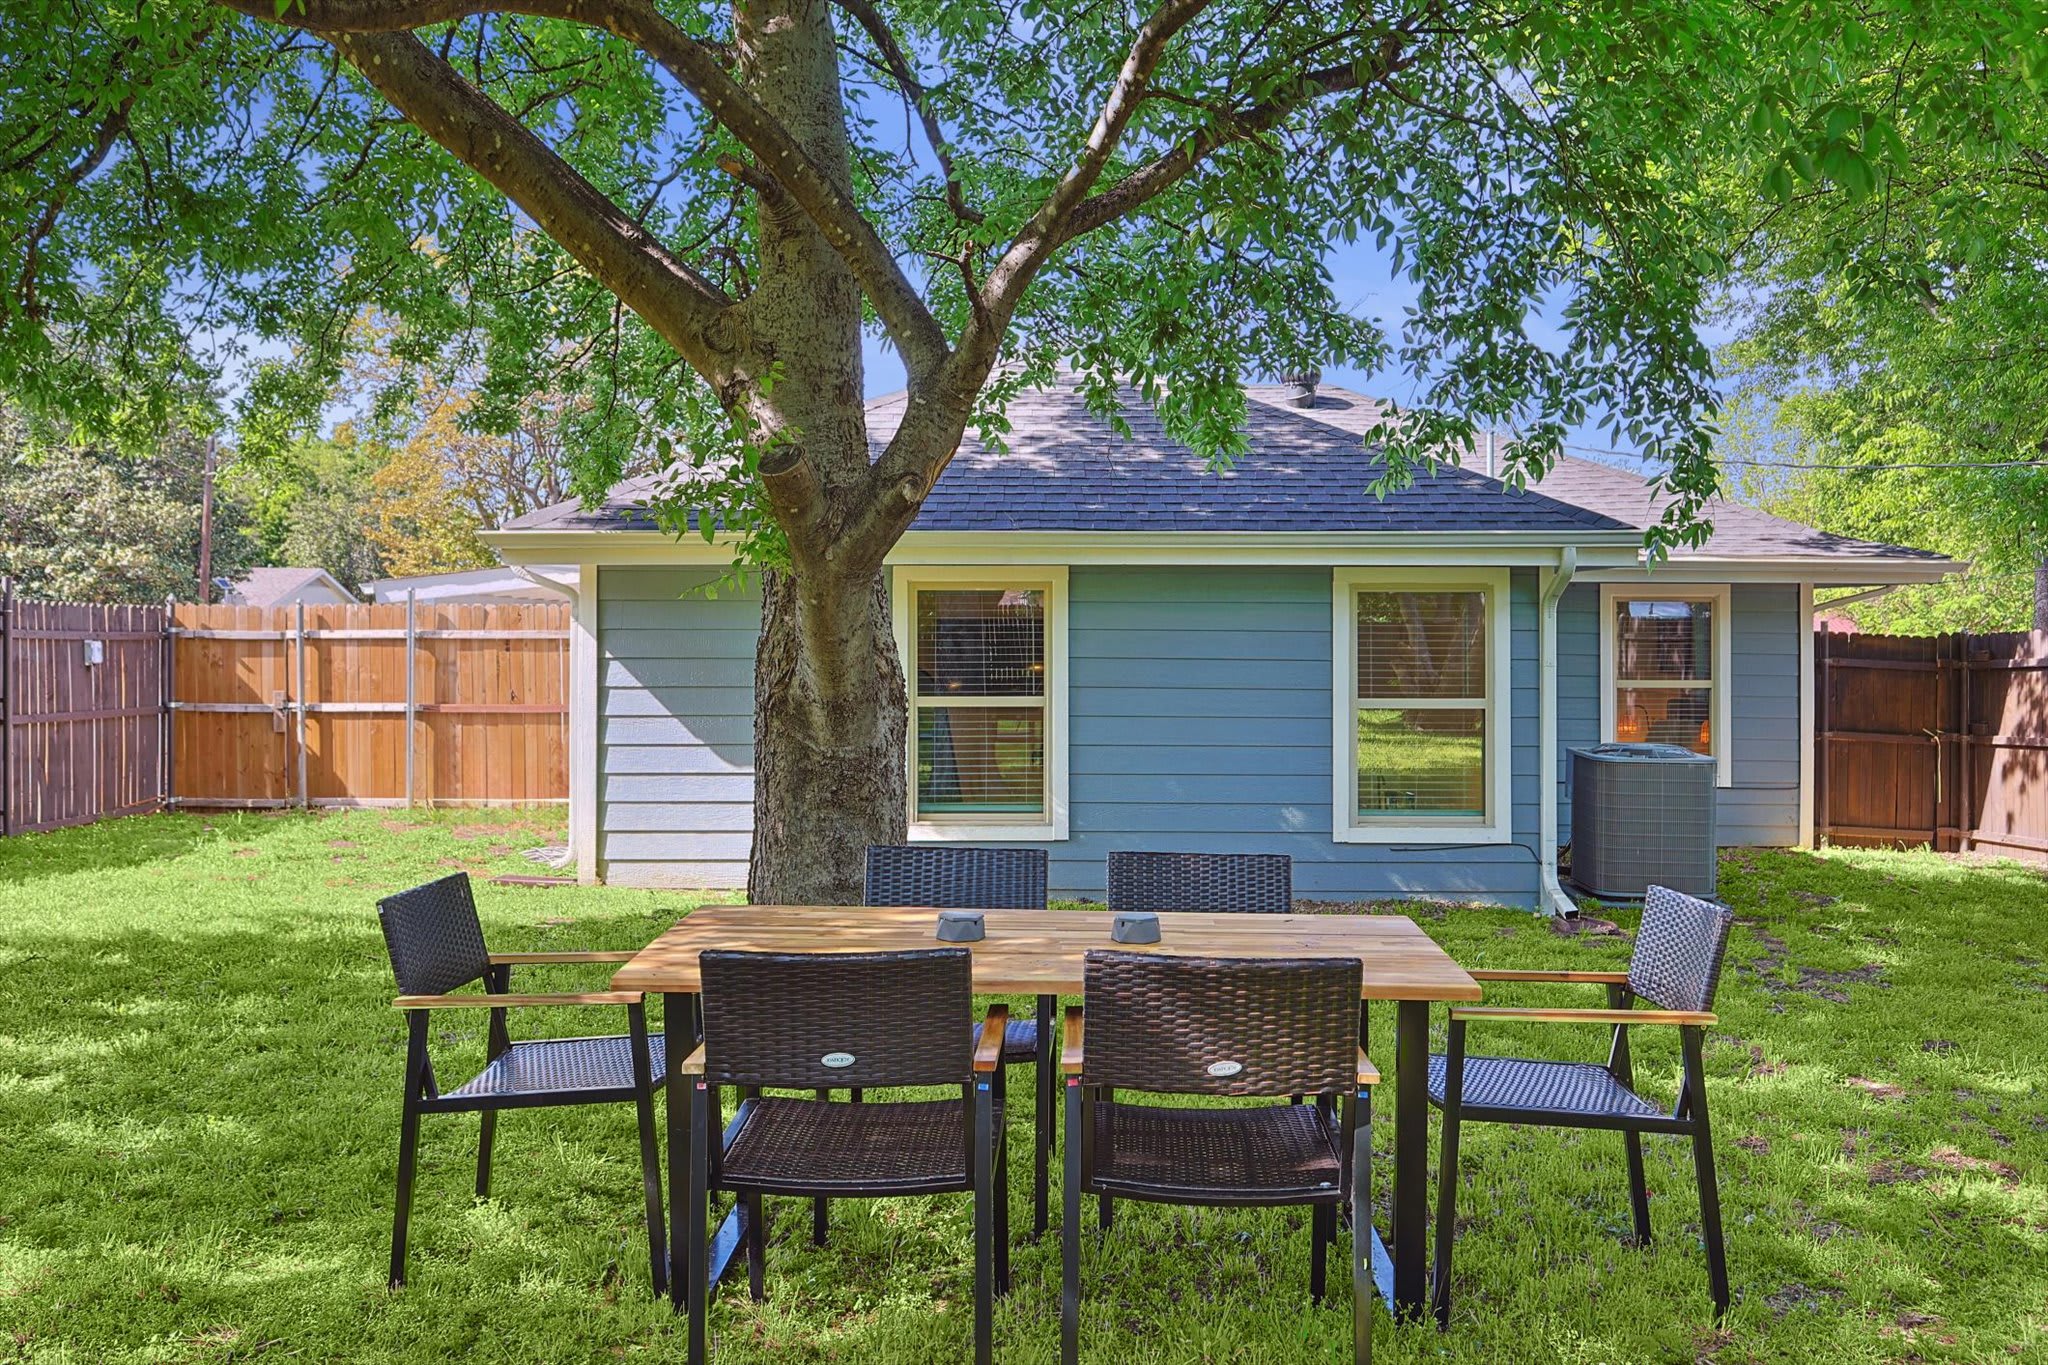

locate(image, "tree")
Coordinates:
1710 4 2048 632
0 405 256 602
5 0 1982 899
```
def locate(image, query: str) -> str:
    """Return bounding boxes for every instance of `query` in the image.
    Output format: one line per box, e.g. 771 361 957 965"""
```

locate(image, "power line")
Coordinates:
1563 442 2048 472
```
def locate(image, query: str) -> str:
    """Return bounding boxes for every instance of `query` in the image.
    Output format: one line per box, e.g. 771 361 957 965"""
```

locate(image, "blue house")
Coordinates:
486 379 1957 911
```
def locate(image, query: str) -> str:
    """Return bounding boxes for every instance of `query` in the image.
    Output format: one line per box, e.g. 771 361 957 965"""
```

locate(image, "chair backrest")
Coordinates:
698 949 973 1090
864 844 1048 910
1627 885 1737 1012
1106 851 1292 914
377 872 489 997
1080 950 1360 1097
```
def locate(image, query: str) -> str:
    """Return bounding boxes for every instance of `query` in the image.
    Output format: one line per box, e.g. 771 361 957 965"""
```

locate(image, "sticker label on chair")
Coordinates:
1206 1060 1244 1078
821 1052 856 1069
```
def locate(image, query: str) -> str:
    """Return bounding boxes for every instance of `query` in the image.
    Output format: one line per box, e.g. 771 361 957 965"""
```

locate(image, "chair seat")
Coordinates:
1089 1101 1344 1205
445 1032 667 1101
971 1016 1040 1064
1427 1054 1663 1122
720 1097 1000 1196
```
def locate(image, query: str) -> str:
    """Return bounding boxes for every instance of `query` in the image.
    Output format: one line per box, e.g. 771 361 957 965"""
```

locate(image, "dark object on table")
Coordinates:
1429 883 1736 1325
1110 910 1160 944
376 872 664 1294
1061 950 1378 1365
937 909 987 941
683 948 1008 1365
865 844 1055 1237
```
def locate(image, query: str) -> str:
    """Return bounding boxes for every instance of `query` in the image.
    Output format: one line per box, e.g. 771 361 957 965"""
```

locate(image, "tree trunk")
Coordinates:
747 564 907 904
2034 557 2048 632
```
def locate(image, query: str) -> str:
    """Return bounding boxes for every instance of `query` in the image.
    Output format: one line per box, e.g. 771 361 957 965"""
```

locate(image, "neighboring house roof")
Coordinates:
362 566 575 603
216 566 355 606
496 378 1955 574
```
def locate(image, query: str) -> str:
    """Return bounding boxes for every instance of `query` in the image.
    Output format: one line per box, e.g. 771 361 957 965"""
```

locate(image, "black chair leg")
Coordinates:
628 1004 667 1298
390 1020 429 1290
1311 1201 1332 1300
1035 993 1055 1241
1682 1029 1731 1318
1623 1132 1652 1246
973 1076 995 1365
1431 1020 1466 1329
744 1193 767 1302
476 1111 496 1200
811 1090 830 1246
687 1081 712 1365
1061 1077 1083 1365
994 1116 1012 1296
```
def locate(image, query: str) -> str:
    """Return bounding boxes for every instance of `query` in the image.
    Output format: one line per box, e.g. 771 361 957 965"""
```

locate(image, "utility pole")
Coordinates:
197 435 216 604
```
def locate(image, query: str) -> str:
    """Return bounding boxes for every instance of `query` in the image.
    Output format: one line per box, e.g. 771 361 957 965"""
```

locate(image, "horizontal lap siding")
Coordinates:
597 568 758 888
1557 581 1801 849
1041 567 1541 905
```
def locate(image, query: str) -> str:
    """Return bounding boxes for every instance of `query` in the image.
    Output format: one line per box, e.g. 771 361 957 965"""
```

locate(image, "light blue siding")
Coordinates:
1556 581 1802 848
1032 567 1542 904
597 567 758 888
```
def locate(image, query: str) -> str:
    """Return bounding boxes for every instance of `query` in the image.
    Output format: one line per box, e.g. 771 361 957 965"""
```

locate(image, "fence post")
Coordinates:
161 597 174 812
0 577 11 838
295 600 309 810
404 589 417 807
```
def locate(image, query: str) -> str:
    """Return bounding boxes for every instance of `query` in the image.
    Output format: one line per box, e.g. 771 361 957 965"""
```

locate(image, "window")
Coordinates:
894 567 1068 840
1600 585 1731 786
1333 568 1511 843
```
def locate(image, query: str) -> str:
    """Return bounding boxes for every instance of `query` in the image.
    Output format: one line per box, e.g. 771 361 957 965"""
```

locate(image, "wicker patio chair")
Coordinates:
376 872 664 1293
1060 951 1378 1365
865 844 1054 1237
1106 850 1293 914
1429 884 1736 1323
681 948 1008 1365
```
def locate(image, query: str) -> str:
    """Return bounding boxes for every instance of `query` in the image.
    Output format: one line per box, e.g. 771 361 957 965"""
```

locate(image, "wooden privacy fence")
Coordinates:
1817 628 2048 858
0 584 169 835
170 600 569 809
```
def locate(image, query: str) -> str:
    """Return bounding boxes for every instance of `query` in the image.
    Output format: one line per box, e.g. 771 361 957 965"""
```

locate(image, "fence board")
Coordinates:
168 599 567 808
0 585 169 834
1817 627 2048 858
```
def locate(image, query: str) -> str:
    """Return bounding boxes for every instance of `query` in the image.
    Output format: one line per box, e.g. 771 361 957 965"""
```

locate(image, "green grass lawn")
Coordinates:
1 810 2044 1363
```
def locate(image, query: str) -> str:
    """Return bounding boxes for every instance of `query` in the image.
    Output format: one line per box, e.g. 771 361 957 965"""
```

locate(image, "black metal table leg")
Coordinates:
1393 999 1428 1322
663 991 696 1309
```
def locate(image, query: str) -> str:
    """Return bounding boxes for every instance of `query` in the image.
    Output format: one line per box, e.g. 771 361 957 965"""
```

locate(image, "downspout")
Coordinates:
514 566 579 873
1538 547 1579 917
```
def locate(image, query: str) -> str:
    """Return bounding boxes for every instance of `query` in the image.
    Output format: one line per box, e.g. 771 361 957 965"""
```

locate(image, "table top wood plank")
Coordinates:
612 904 1482 1001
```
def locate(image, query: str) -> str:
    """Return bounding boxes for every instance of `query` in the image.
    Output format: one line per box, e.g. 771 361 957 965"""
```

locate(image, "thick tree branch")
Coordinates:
16 95 136 319
219 0 953 381
321 28 738 378
831 0 981 224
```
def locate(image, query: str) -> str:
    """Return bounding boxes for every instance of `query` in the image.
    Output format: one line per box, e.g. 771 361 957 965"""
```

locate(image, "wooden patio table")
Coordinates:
615 903 1482 1323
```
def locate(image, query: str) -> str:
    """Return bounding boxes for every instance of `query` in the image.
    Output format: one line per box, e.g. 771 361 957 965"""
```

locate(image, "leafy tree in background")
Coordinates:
1714 5 2048 633
0 405 257 602
5 0 2035 897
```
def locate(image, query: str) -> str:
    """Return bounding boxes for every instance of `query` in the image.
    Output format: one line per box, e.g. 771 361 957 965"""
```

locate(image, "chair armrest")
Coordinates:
488 951 639 965
392 991 644 1009
1467 969 1630 984
1061 1006 1084 1075
1356 1048 1380 1088
679 1043 708 1076
1449 1006 1715 1026
974 1005 1008 1073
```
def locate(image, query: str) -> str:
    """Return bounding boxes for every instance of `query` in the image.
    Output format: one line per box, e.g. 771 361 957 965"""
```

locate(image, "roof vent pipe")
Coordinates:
1279 369 1320 409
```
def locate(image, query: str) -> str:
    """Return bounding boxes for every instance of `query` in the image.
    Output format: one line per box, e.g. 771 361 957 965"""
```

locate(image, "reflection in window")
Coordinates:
912 588 1047 818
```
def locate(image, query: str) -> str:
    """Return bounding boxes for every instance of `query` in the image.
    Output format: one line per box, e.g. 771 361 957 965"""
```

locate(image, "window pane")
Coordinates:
917 706 1046 814
1356 591 1485 699
1356 707 1485 817
1615 686 1713 753
916 589 1045 697
1615 599 1713 682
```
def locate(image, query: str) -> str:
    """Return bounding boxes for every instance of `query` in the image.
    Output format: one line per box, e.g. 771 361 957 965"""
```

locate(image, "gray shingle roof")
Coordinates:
499 379 1949 564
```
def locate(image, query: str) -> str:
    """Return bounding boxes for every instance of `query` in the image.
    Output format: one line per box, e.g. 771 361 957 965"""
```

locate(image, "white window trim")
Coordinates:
891 565 1070 842
1331 567 1513 845
1599 583 1733 787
